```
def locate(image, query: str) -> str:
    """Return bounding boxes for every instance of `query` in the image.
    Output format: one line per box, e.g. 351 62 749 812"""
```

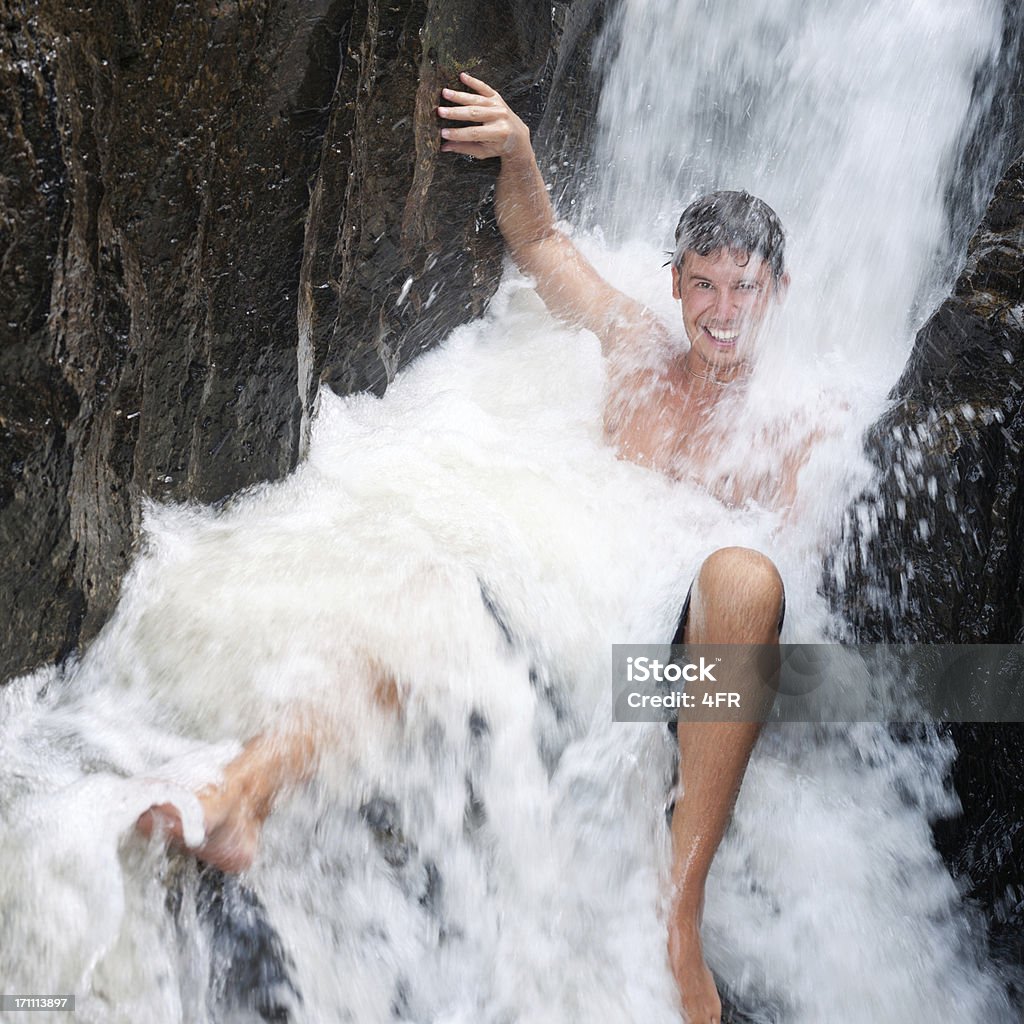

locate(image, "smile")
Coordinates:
703 326 739 344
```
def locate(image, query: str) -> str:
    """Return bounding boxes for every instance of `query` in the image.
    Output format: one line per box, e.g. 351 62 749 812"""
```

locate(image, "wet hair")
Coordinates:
671 190 786 282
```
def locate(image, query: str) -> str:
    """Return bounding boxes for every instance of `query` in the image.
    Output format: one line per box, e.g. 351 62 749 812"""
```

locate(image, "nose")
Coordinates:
713 290 738 322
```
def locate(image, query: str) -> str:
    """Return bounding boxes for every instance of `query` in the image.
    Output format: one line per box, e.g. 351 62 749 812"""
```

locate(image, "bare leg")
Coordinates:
137 664 402 871
668 547 783 1024
136 724 321 872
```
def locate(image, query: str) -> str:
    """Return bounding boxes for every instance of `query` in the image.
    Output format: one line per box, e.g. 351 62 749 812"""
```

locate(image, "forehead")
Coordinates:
680 247 770 282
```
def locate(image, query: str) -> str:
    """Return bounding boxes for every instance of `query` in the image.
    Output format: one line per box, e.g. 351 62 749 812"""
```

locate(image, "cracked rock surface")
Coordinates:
0 0 605 679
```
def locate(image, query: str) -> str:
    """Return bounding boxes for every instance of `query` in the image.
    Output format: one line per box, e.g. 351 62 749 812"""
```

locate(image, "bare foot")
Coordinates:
668 913 722 1024
136 780 262 873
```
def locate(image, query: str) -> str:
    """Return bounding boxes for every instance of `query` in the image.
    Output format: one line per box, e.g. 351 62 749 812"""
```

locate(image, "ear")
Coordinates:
671 264 682 301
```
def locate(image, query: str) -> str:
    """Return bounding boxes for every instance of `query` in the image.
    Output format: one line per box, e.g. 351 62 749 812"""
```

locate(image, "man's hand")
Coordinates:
438 72 530 161
668 911 722 1024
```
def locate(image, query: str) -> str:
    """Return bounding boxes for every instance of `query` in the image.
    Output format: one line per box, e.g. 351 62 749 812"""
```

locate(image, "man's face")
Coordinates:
671 248 782 369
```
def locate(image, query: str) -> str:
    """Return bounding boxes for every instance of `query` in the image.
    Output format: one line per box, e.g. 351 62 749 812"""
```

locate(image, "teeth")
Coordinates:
706 327 738 341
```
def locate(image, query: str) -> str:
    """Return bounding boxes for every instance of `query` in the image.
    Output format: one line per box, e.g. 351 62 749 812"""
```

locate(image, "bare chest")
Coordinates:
605 380 718 479
604 379 789 507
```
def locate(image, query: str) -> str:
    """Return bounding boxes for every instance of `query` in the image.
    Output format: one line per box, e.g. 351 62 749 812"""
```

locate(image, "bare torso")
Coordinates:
605 368 719 475
602 322 808 510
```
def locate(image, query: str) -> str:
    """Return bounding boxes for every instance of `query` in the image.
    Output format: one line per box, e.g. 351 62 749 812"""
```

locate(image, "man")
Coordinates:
438 73 794 1024
140 73 798 1024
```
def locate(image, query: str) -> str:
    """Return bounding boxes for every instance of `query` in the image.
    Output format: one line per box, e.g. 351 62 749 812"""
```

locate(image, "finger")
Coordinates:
440 87 492 106
437 104 501 122
458 71 497 97
440 142 489 158
440 125 500 143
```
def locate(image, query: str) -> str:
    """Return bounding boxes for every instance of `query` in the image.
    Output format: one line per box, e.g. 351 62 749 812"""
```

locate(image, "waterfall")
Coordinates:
591 0 1003 379
0 2 1017 1022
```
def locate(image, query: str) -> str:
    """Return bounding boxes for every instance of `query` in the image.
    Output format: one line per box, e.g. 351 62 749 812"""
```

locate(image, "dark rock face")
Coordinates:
1 0 345 678
0 0 599 682
833 154 1024 999
305 0 570 398
834 154 1024 643
534 0 610 213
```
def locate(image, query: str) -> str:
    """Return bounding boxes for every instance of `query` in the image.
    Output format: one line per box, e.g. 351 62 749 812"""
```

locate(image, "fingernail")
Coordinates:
441 129 451 138
441 88 452 97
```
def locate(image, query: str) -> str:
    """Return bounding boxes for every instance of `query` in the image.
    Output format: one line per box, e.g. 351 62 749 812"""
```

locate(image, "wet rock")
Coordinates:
832 151 1024 1001
833 151 1024 643
166 861 301 1022
1 0 345 678
306 0 569 397
0 0 601 681
534 0 610 214
942 1 1024 291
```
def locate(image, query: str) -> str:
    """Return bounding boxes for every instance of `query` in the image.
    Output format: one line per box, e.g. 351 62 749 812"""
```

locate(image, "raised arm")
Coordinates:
438 73 647 352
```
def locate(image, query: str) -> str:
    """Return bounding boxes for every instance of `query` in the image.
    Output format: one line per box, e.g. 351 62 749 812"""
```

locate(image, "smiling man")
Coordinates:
439 73 797 1024
670 190 787 379
137 70 800 1024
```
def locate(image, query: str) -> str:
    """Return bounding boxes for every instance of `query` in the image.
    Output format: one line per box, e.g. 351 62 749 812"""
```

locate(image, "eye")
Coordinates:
693 281 713 290
737 281 761 292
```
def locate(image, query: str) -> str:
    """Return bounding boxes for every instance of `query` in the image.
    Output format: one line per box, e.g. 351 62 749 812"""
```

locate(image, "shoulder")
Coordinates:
600 301 677 367
603 313 679 431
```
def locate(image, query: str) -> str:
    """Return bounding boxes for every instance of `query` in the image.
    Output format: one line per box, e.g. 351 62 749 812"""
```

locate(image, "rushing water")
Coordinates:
1 2 1017 1022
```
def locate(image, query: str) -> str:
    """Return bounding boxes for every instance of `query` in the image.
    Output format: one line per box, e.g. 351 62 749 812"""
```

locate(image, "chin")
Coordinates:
698 348 742 369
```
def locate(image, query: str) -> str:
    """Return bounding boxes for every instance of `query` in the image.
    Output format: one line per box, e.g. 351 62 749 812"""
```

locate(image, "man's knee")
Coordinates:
692 547 784 638
698 546 781 591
